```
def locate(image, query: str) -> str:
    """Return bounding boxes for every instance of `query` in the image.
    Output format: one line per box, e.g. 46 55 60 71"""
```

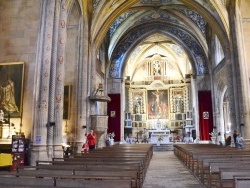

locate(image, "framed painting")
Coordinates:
0 62 25 118
147 90 168 119
132 90 146 114
171 88 185 113
63 85 71 120
110 111 116 118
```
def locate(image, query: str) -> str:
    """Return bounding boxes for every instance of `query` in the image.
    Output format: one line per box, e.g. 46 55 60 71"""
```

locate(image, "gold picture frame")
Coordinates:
147 90 168 119
0 62 25 118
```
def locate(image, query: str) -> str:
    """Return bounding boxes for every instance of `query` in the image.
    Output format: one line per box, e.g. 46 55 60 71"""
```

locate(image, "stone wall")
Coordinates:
0 0 41 137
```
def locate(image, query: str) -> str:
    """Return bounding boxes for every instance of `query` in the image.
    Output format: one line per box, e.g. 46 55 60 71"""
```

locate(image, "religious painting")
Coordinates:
171 122 175 128
63 85 71 120
132 90 146 114
135 114 142 121
124 120 132 128
0 62 25 118
175 122 179 127
147 90 168 119
186 111 192 119
171 88 185 113
175 113 183 120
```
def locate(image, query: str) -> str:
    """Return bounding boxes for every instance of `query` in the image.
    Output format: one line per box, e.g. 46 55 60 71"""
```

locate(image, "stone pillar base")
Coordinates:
30 145 63 166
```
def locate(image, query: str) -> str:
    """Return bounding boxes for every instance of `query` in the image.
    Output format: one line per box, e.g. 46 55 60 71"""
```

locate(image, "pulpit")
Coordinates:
91 115 108 148
89 83 110 148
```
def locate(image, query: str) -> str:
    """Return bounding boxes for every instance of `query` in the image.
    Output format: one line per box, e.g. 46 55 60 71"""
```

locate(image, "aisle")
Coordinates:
143 151 203 188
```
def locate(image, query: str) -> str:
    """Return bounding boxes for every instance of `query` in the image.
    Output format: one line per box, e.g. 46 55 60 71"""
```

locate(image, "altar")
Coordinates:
148 129 171 144
0 123 15 139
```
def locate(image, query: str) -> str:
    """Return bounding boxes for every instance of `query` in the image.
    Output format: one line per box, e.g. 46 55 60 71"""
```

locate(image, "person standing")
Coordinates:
87 130 96 150
233 130 237 147
82 133 89 153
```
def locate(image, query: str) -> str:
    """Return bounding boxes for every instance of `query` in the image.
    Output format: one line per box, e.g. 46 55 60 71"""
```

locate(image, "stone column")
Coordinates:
191 77 200 141
75 17 89 152
53 0 67 157
31 0 56 164
47 0 60 158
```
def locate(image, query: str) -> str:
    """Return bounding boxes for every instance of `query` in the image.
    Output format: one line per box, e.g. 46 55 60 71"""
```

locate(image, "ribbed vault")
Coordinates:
88 0 230 80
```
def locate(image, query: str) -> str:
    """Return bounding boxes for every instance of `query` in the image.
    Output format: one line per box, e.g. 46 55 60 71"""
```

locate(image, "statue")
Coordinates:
156 119 161 130
0 110 4 122
134 98 141 114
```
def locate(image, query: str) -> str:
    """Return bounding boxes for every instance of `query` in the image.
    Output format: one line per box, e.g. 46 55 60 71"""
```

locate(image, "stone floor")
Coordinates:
143 151 203 188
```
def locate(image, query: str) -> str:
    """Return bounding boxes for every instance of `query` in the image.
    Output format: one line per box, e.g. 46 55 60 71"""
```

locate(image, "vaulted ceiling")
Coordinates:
90 0 230 79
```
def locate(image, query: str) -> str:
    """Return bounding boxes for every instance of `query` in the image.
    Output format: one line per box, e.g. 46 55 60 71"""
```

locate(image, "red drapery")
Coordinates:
198 91 214 140
107 94 121 141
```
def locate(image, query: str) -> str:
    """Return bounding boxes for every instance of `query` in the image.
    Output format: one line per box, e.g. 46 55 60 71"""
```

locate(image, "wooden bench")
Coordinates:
219 168 250 188
0 144 153 188
0 176 55 187
194 154 250 175
173 144 250 188
207 162 250 188
198 157 250 184
35 161 143 187
233 176 250 188
0 175 133 188
16 166 140 186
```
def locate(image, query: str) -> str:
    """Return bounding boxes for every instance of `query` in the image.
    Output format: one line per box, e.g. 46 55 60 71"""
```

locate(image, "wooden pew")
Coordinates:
198 157 250 184
173 144 250 188
207 162 250 188
0 176 55 187
53 156 148 169
0 174 134 188
219 168 250 188
0 144 153 188
194 154 250 176
233 176 250 188
35 161 143 187
16 166 140 186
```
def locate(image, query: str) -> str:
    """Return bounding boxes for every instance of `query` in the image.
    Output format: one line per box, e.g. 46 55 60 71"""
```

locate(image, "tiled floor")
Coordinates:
143 151 203 188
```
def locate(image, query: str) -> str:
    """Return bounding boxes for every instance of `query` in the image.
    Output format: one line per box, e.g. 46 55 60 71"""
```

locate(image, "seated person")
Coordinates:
183 133 193 143
125 134 134 144
236 133 244 148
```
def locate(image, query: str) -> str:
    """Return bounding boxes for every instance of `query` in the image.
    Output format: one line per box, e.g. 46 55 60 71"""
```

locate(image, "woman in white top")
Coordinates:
236 133 244 148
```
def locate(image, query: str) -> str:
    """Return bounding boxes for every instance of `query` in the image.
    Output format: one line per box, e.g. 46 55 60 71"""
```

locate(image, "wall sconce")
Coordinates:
46 122 55 127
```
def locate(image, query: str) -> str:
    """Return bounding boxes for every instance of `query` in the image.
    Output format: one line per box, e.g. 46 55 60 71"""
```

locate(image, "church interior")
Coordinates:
1 0 250 167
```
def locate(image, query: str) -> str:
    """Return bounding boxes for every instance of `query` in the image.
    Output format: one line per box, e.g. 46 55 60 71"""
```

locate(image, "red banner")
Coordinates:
107 94 121 141
198 91 214 140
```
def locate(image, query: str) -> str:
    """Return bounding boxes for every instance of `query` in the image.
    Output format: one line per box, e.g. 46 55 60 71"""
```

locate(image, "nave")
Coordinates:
143 151 202 188
0 143 202 188
1 143 250 188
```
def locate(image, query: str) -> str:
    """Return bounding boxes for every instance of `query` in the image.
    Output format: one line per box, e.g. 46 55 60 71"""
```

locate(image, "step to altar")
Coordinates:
153 143 174 151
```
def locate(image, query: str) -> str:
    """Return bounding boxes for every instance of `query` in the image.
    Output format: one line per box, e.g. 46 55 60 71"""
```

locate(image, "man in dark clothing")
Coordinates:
233 130 237 147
